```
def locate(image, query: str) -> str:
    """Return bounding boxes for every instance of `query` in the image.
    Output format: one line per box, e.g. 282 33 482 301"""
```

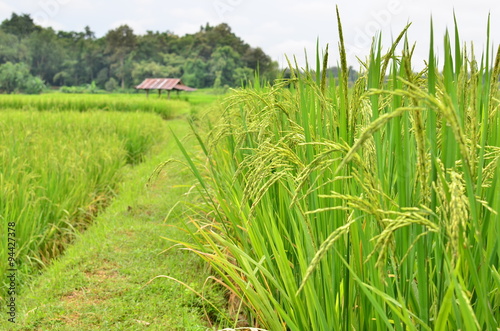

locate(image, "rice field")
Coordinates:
0 93 191 119
0 110 166 294
174 15 500 330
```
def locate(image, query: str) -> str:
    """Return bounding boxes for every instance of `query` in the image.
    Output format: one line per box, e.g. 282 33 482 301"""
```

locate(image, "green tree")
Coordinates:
205 23 249 55
131 61 181 85
0 62 44 94
182 58 208 88
83 35 107 86
0 13 41 39
0 62 25 92
110 52 136 89
161 53 185 68
135 31 175 63
233 67 254 86
105 25 137 88
53 59 79 86
243 47 279 81
104 77 118 91
0 30 28 63
24 28 65 85
56 26 104 86
0 13 277 89
209 46 241 87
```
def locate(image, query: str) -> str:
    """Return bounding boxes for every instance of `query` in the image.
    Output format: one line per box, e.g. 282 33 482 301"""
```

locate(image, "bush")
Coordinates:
0 62 45 94
60 83 103 94
23 76 45 94
87 81 99 94
60 85 85 93
105 78 118 92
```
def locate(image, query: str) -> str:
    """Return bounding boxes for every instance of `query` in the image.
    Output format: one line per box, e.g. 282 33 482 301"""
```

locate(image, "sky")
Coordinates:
1 0 499 69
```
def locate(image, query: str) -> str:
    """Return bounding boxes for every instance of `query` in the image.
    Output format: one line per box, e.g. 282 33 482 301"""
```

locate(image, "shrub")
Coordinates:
0 62 45 94
105 78 118 92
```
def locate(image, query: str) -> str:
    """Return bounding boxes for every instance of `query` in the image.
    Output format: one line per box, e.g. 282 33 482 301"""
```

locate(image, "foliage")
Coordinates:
131 60 181 85
0 62 44 94
182 57 209 88
209 46 242 87
60 85 92 94
106 25 137 89
105 77 118 92
0 30 28 63
23 75 46 94
0 13 41 38
233 67 255 86
0 14 279 89
26 28 65 83
173 13 500 330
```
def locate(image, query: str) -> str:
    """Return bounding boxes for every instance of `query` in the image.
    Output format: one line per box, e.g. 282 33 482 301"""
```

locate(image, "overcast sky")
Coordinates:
1 0 499 69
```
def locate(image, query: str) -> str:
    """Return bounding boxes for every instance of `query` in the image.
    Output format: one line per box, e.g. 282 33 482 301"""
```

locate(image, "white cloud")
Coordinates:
173 23 202 36
170 7 214 21
289 1 336 18
68 0 94 10
255 21 291 36
1 0 499 71
32 16 66 31
225 14 251 27
268 39 321 68
133 0 155 5
0 1 16 14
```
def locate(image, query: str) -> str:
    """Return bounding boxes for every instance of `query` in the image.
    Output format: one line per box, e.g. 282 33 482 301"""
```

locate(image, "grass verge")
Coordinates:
0 94 190 119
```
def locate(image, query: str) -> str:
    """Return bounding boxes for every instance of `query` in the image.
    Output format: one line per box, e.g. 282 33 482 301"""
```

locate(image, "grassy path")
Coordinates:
2 119 218 330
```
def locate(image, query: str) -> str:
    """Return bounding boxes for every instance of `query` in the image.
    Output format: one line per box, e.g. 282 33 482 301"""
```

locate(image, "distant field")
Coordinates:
0 93 192 119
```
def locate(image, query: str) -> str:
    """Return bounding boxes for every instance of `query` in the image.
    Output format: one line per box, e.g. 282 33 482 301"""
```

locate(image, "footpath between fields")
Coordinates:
2 119 220 330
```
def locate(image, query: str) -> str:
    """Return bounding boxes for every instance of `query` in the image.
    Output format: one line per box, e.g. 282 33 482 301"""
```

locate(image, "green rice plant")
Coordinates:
171 10 500 330
0 111 165 298
0 93 191 119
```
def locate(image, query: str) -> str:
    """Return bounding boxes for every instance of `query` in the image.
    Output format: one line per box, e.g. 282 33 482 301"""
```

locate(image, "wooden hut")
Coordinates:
135 78 196 99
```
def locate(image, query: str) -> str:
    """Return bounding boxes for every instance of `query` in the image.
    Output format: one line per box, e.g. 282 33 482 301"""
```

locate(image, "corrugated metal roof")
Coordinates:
135 78 196 91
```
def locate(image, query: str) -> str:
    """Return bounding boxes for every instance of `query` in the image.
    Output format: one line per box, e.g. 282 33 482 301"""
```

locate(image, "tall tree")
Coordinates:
24 28 64 85
131 60 180 85
182 58 208 88
81 33 106 84
0 13 279 90
0 62 44 94
209 46 242 87
105 25 137 88
0 30 28 64
0 13 41 39
243 47 278 80
136 31 173 63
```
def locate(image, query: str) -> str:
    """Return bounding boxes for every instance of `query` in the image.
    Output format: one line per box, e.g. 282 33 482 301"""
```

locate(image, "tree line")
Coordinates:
0 13 279 93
